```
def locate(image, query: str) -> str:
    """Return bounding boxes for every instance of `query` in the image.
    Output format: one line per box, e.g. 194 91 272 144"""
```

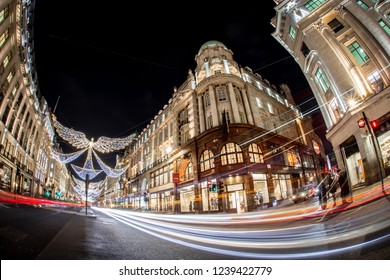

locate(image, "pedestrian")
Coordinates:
189 200 193 212
338 168 350 204
318 174 328 209
328 173 338 205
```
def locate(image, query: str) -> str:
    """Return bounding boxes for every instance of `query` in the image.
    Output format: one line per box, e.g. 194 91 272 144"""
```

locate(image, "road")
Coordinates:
1 188 390 260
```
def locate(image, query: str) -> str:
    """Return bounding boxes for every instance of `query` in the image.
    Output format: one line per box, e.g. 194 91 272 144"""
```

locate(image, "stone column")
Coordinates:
209 85 219 126
227 82 240 123
241 88 254 125
197 95 205 133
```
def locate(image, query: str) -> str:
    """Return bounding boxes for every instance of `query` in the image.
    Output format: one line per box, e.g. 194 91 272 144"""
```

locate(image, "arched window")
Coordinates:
204 92 211 107
248 143 264 163
199 149 215 172
184 161 193 180
221 143 243 165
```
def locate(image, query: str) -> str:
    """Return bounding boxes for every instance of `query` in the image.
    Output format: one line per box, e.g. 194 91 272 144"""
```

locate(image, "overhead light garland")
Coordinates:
93 150 129 178
51 115 136 182
51 147 88 164
53 116 137 153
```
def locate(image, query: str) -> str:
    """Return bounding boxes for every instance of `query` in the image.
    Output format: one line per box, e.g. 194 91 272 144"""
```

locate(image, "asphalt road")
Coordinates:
1 190 390 260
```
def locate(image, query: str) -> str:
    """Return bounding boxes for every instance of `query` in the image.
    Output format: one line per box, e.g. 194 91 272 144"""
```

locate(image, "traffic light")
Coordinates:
357 118 365 128
211 184 218 192
370 120 379 129
218 181 225 193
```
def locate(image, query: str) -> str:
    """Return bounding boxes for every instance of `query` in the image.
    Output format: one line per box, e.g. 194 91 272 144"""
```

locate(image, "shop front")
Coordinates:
200 179 219 213
179 185 195 213
225 183 247 213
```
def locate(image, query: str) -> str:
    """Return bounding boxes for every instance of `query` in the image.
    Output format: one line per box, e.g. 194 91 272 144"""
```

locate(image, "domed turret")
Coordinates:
194 40 239 83
198 40 227 55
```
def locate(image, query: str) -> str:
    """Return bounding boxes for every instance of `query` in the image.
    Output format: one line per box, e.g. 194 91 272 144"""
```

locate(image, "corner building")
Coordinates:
271 0 390 187
125 41 323 213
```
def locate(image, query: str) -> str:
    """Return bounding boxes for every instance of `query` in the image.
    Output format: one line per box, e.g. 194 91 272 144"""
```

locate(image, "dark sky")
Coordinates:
33 1 330 154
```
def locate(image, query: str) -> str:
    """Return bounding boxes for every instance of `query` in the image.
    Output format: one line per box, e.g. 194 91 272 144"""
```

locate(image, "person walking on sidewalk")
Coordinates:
328 173 338 205
338 168 350 204
318 173 328 210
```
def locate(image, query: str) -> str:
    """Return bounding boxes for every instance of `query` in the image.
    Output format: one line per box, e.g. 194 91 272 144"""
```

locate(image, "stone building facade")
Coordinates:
125 41 323 213
0 0 72 200
271 0 390 186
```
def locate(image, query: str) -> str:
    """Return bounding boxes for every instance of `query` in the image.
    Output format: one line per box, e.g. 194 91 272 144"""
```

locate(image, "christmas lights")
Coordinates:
51 115 134 182
50 147 87 164
53 117 137 153
93 150 129 178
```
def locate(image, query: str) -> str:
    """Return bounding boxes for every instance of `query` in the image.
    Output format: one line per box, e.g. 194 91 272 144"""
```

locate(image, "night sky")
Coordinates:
33 1 331 157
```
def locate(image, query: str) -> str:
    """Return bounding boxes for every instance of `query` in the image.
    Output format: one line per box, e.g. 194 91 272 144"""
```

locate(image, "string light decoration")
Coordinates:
51 115 136 180
51 147 88 164
53 115 137 153
71 176 104 201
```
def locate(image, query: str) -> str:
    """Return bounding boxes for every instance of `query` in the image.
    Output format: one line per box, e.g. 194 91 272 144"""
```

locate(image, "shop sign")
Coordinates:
172 173 180 183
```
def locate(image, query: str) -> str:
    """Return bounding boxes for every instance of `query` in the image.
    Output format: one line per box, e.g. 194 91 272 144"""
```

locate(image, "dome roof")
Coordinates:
198 40 227 54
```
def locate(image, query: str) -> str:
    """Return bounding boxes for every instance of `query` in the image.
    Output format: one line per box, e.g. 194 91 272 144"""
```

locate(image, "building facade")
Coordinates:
271 0 390 186
0 0 72 200
125 41 324 214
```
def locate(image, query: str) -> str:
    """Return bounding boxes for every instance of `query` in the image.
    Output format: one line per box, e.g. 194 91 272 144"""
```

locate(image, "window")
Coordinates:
199 149 215 172
2 52 11 70
289 26 296 40
256 81 263 90
6 68 15 84
221 143 243 165
328 18 344 33
249 143 264 163
367 71 384 92
378 19 390 36
301 42 310 57
234 88 242 104
0 5 9 25
267 103 274 114
217 86 227 101
184 161 193 181
330 99 342 120
348 41 370 65
315 67 330 93
286 151 300 166
204 92 210 107
356 0 369 10
178 108 189 126
214 70 221 75
0 29 9 49
239 111 245 123
304 0 327 12
207 115 213 129
256 97 263 109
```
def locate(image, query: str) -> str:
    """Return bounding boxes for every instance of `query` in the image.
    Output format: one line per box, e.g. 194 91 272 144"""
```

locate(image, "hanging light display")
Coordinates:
51 115 136 199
